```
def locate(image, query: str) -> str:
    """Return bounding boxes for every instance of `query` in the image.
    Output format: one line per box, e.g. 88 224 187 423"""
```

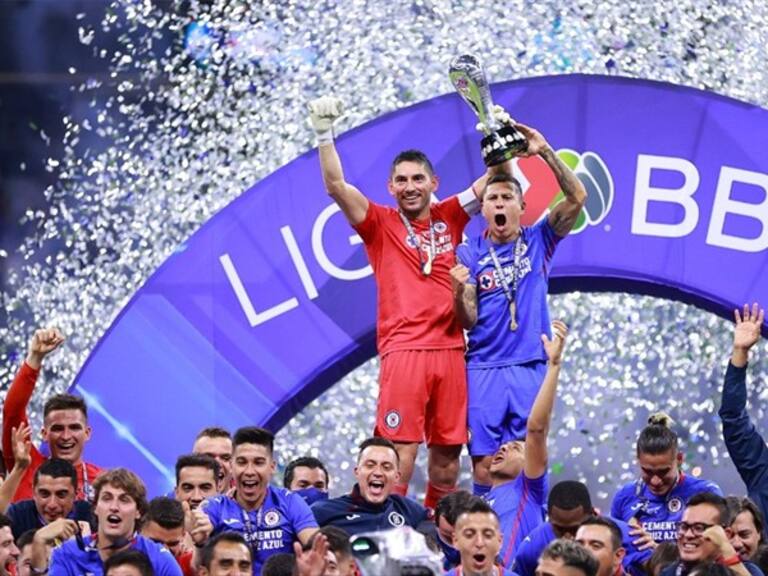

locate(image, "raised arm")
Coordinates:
719 303 768 501
2 328 65 470
513 123 586 237
0 424 32 512
524 320 568 479
308 96 369 226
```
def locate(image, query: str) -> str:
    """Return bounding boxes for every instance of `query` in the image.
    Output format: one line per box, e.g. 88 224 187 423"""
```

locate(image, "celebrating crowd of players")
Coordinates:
0 97 765 576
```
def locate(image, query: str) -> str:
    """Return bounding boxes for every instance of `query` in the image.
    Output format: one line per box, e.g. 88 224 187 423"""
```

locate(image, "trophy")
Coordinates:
449 54 527 166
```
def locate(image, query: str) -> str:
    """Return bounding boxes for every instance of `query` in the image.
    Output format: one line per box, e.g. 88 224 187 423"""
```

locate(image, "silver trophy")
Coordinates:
449 54 527 166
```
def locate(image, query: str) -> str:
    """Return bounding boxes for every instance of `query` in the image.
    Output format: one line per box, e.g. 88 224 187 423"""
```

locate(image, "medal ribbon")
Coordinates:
398 211 435 276
487 232 523 330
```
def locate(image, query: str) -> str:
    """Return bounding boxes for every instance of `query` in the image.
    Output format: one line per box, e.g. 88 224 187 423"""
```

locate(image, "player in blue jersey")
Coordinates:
513 481 652 576
39 468 182 576
485 320 568 567
6 458 92 539
445 497 518 576
451 121 587 496
719 303 768 526
200 426 318 576
610 414 722 544
311 437 428 535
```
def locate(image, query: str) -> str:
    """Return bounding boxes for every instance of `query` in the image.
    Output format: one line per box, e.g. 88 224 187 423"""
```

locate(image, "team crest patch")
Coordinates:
264 510 281 527
385 410 401 430
388 511 405 527
432 221 447 233
667 498 682 513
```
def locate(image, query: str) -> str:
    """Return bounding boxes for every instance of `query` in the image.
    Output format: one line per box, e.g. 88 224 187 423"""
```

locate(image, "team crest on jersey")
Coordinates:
433 221 447 233
667 498 682 513
478 272 495 290
264 510 281 527
388 511 405 527
385 410 401 430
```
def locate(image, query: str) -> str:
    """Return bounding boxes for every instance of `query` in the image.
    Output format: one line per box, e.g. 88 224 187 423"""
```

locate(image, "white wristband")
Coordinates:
315 128 334 146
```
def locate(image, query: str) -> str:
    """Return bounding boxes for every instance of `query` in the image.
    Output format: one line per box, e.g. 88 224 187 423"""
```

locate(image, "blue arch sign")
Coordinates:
73 75 768 496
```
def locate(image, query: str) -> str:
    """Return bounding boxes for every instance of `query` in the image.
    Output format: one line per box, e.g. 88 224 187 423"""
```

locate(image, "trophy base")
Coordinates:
481 125 528 166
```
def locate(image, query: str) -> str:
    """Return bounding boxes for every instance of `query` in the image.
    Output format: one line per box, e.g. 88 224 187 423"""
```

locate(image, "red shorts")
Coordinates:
374 348 467 446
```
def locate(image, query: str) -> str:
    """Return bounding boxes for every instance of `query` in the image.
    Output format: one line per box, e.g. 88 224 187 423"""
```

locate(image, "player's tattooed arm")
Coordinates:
515 123 586 237
450 262 477 329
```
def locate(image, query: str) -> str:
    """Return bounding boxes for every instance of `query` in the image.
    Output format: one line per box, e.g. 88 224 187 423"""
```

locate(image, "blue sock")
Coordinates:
473 482 491 496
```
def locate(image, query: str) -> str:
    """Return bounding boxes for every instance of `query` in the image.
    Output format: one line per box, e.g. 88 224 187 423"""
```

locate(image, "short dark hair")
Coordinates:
232 426 274 455
686 492 730 525
196 427 231 441
34 458 77 490
284 456 329 489
43 394 88 420
455 496 500 524
391 149 434 177
357 437 399 464
0 514 10 531
435 490 475 526
144 497 184 530
482 172 523 201
540 539 599 576
200 531 252 569
320 526 351 559
726 496 765 538
647 542 679 575
175 453 219 485
548 480 593 512
261 552 295 576
93 468 149 520
103 549 154 576
637 412 678 456
578 516 623 552
16 529 37 550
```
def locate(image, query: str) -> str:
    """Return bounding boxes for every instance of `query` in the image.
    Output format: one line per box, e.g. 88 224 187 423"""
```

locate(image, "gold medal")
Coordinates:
422 248 433 276
509 300 518 331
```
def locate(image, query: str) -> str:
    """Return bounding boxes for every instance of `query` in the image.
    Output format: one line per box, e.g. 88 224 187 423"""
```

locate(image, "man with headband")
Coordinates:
451 117 586 496
308 95 508 509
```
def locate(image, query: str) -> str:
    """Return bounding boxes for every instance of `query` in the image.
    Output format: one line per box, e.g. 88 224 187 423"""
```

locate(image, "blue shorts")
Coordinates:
467 361 546 457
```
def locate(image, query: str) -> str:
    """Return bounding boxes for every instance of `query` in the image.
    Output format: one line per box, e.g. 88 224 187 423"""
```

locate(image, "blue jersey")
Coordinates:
486 473 548 568
611 473 723 542
436 533 460 571
49 534 181 576
201 486 318 575
7 499 93 539
512 519 652 576
456 219 561 368
311 484 428 536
